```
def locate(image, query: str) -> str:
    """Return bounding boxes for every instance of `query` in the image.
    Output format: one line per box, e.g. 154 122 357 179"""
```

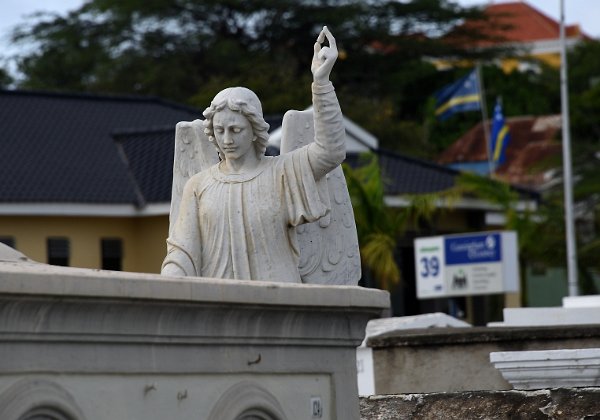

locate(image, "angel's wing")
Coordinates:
280 110 361 285
169 120 219 237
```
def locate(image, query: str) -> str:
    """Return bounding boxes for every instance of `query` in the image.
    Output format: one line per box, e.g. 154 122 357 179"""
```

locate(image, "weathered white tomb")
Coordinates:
0 244 388 419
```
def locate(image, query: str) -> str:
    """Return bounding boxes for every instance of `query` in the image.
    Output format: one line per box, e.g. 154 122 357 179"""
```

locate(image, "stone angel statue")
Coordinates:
161 26 360 285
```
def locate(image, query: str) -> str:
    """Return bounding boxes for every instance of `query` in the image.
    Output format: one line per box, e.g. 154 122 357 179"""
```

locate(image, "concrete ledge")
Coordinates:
368 325 600 348
0 259 389 309
360 388 600 419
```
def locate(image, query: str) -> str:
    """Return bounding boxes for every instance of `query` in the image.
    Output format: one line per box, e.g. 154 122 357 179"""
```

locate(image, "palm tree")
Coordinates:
343 153 456 290
343 154 402 290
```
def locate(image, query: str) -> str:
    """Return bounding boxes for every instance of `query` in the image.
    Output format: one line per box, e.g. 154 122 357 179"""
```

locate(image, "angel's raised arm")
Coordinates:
307 27 346 180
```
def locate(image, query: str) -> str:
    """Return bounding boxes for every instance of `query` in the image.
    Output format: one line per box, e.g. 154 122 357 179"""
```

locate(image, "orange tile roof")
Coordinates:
458 1 586 47
438 114 562 189
500 141 562 188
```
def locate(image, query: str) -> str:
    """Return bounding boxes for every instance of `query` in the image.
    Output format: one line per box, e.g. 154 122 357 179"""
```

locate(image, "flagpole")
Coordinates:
476 63 493 176
559 0 579 296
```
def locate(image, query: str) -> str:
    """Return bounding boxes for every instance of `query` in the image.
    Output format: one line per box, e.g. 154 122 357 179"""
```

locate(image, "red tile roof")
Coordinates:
458 1 587 47
501 141 562 188
438 114 562 189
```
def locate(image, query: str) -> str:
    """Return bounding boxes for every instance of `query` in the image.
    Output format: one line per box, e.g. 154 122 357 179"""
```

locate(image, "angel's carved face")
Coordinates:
212 108 255 161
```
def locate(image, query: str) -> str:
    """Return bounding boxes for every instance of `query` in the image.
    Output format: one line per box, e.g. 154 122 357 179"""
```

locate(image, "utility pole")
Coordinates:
559 0 579 296
475 63 493 176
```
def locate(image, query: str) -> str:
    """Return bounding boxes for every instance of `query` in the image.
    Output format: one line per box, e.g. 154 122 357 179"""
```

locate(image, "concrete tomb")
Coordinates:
0 243 388 419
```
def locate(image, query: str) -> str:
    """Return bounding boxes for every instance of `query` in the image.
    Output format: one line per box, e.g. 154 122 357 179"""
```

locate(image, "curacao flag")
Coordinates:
490 100 511 165
434 69 481 121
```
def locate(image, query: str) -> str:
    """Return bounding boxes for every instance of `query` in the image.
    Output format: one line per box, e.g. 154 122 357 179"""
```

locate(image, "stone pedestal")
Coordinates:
0 248 389 420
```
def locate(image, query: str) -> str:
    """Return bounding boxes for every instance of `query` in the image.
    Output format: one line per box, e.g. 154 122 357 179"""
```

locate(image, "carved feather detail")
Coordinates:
280 110 361 285
169 119 219 237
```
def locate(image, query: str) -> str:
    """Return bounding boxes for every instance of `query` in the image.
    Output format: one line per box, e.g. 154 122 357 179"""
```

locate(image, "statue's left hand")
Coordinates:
311 26 338 85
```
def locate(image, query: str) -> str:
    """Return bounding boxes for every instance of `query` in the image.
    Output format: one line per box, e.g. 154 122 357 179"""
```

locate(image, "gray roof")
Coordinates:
0 89 198 204
345 150 459 195
113 127 175 206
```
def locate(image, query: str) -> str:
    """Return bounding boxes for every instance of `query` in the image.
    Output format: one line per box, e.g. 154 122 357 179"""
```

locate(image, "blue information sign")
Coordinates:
444 233 501 265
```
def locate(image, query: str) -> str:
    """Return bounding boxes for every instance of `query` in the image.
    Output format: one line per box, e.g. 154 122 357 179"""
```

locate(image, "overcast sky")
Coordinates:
1 0 599 60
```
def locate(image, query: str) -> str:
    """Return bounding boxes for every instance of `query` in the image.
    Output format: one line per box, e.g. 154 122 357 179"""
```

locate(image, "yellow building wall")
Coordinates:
132 216 170 274
0 215 169 274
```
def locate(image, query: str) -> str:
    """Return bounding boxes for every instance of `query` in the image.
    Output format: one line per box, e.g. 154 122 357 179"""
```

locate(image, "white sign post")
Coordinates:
415 231 519 299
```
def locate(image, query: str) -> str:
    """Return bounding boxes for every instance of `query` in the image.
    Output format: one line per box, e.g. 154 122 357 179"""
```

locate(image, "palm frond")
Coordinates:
361 232 401 290
456 172 517 209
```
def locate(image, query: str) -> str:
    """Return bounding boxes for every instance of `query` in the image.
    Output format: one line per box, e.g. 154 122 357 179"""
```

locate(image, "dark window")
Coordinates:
0 236 15 248
101 238 123 271
47 237 70 266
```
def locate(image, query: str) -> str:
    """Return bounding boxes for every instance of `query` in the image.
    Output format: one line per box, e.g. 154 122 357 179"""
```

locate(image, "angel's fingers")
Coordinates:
314 40 321 55
317 28 326 44
323 26 337 50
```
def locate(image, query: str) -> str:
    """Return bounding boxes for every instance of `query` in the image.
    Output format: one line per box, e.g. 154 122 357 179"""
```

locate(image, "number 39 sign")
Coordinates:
420 255 440 278
414 236 445 298
414 231 519 299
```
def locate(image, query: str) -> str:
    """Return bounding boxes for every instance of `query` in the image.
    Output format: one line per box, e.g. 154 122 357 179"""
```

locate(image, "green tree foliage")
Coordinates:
569 41 600 186
8 0 495 119
456 172 599 300
0 67 12 88
564 41 600 292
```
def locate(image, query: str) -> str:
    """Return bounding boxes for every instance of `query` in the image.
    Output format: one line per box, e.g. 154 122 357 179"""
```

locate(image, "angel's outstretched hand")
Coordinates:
311 26 338 86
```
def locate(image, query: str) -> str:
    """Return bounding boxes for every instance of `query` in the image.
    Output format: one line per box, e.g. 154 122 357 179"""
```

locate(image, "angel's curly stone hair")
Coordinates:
203 87 270 160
